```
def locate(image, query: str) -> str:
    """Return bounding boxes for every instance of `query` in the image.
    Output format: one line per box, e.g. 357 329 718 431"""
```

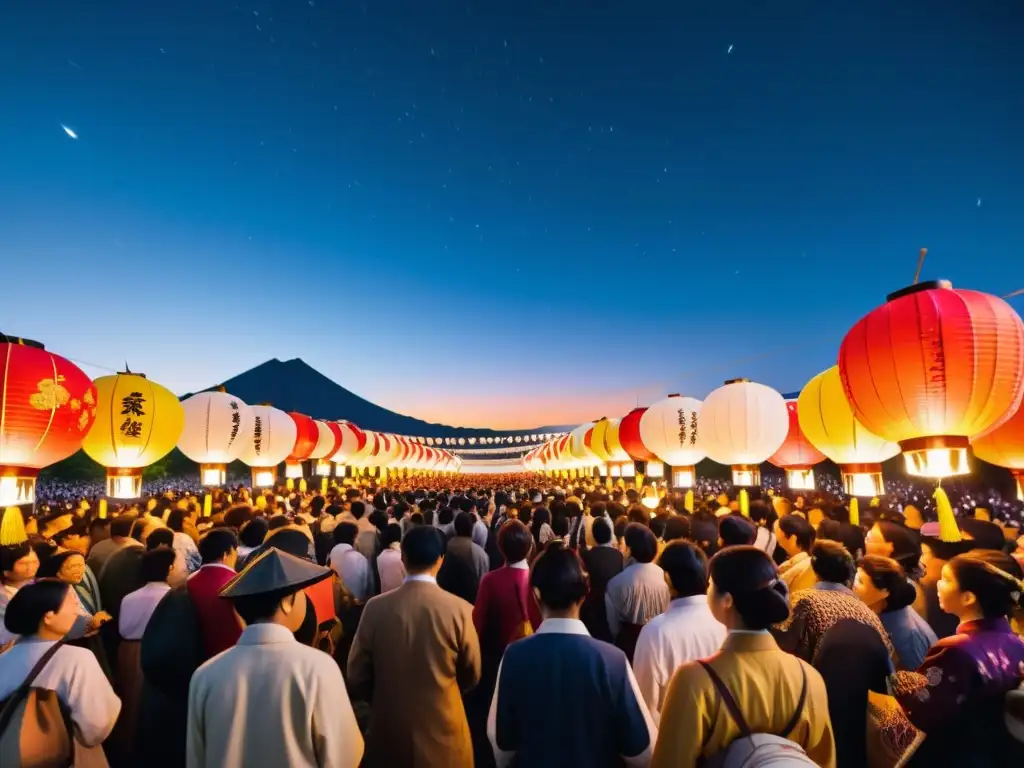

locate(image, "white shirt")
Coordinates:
632 595 726 725
0 640 121 748
119 582 172 641
376 544 406 594
328 543 374 602
187 623 362 768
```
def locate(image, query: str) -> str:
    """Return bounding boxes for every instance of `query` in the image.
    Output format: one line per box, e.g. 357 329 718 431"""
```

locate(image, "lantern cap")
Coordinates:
118 364 147 379
886 280 953 303
667 393 682 398
0 335 44 350
723 378 750 385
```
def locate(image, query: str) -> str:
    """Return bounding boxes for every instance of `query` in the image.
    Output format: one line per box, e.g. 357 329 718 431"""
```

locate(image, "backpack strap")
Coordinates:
779 665 808 739
698 660 753 738
0 639 67 735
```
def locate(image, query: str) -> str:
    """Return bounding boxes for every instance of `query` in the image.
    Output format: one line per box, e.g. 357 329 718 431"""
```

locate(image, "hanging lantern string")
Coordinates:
1003 288 1024 300
912 247 928 285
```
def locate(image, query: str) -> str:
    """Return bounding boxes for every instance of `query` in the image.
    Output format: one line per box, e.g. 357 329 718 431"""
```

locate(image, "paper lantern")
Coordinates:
768 401 827 491
333 421 365 476
971 400 1024 501
310 420 342 477
569 422 599 468
618 406 663 480
236 405 297 488
797 367 901 497
639 395 706 488
283 412 319 481
701 379 789 486
83 371 185 499
839 280 1024 478
178 392 255 487
0 338 97 508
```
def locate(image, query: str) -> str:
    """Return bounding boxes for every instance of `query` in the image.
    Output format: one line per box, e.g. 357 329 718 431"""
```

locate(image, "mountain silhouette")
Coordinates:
184 358 573 438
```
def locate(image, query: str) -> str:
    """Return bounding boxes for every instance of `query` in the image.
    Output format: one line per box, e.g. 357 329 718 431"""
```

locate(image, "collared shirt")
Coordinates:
508 559 528 571
328 543 374 602
403 573 437 585
488 616 657 768
377 544 406 594
633 595 727 725
604 562 671 640
119 582 172 640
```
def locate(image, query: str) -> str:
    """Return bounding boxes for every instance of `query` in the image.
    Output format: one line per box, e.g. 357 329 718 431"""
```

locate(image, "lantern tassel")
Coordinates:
299 478 307 493
684 489 694 514
203 493 212 517
286 478 294 491
849 497 860 526
321 477 329 494
934 486 962 543
0 507 27 546
98 498 108 519
635 472 644 491
739 489 750 518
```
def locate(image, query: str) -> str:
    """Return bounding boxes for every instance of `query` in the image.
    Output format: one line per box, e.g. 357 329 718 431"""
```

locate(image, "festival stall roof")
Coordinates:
183 357 573 439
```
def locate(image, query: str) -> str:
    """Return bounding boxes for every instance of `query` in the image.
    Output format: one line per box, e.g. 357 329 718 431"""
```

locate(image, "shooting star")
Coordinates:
727 44 734 54
61 124 78 139
977 197 982 207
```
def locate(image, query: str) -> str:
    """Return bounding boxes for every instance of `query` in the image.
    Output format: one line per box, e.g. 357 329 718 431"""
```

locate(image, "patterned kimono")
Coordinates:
894 617 1024 765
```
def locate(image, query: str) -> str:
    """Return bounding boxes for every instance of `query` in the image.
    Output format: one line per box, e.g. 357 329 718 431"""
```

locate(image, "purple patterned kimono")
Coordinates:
896 617 1024 765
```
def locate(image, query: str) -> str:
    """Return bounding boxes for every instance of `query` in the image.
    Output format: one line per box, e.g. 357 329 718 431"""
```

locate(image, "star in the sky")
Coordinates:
977 197 982 207
61 124 78 139
727 44 734 54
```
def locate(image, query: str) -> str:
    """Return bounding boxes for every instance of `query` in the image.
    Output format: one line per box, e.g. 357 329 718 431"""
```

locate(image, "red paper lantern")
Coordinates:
618 407 658 462
1 339 98 507
284 412 319 480
839 280 1024 478
769 401 827 490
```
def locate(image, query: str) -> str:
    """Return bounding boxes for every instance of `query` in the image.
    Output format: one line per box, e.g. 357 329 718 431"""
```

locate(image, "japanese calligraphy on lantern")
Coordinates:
119 418 143 438
229 400 241 445
690 412 698 446
253 415 263 456
121 391 146 417
677 408 687 447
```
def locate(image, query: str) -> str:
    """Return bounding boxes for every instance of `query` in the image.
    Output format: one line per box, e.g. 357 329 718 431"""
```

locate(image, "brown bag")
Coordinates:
0 640 74 768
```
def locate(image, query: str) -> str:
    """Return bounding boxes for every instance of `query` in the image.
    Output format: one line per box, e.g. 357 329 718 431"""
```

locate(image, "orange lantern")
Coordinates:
618 407 663 479
971 401 1024 501
839 280 1024 478
768 401 826 490
0 339 97 508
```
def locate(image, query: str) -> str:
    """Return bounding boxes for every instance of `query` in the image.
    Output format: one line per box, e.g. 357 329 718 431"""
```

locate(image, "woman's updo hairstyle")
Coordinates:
858 554 918 611
709 545 790 630
810 539 855 585
948 550 1024 620
3 578 69 635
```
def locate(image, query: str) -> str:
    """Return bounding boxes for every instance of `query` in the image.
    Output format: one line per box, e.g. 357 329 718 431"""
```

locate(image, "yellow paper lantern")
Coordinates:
82 371 185 499
797 367 901 497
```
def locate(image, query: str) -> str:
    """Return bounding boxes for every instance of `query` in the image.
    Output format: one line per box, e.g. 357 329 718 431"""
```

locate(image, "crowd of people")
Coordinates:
2 471 1024 767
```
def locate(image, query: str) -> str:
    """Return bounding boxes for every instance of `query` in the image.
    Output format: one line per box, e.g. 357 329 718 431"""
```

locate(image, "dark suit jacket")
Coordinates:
581 546 624 642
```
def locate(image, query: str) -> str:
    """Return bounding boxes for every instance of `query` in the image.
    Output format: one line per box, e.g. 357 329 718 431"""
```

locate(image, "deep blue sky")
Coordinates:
1 0 1021 428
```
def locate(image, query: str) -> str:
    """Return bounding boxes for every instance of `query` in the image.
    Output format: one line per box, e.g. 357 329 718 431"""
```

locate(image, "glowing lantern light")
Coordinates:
701 379 789 486
639 395 705 489
333 421 365 477
0 338 97 509
83 371 185 499
797 367 901 497
569 422 600 473
971 400 1024 501
236 405 297 488
768 400 827 491
618 407 663 480
839 280 1024 478
178 392 255 487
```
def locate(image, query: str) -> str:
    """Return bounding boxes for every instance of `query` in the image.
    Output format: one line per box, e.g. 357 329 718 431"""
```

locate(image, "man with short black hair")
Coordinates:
438 512 489 603
348 526 481 767
604 524 670 661
187 528 242 660
488 544 656 767
580 517 625 642
632 541 725 724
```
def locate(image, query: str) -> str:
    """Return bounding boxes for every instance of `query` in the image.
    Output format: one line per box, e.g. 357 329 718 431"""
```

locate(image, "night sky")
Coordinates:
2 1 1022 429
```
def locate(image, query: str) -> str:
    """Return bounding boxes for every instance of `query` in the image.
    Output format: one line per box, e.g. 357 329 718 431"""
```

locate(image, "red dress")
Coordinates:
186 564 242 659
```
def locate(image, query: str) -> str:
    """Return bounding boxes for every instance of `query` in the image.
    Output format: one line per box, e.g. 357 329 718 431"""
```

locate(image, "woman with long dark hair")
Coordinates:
855 555 937 671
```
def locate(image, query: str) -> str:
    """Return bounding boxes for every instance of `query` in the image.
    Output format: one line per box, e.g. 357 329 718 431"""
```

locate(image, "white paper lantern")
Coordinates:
639 394 706 488
569 422 598 466
236 405 298 487
178 392 255 487
701 379 789 486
